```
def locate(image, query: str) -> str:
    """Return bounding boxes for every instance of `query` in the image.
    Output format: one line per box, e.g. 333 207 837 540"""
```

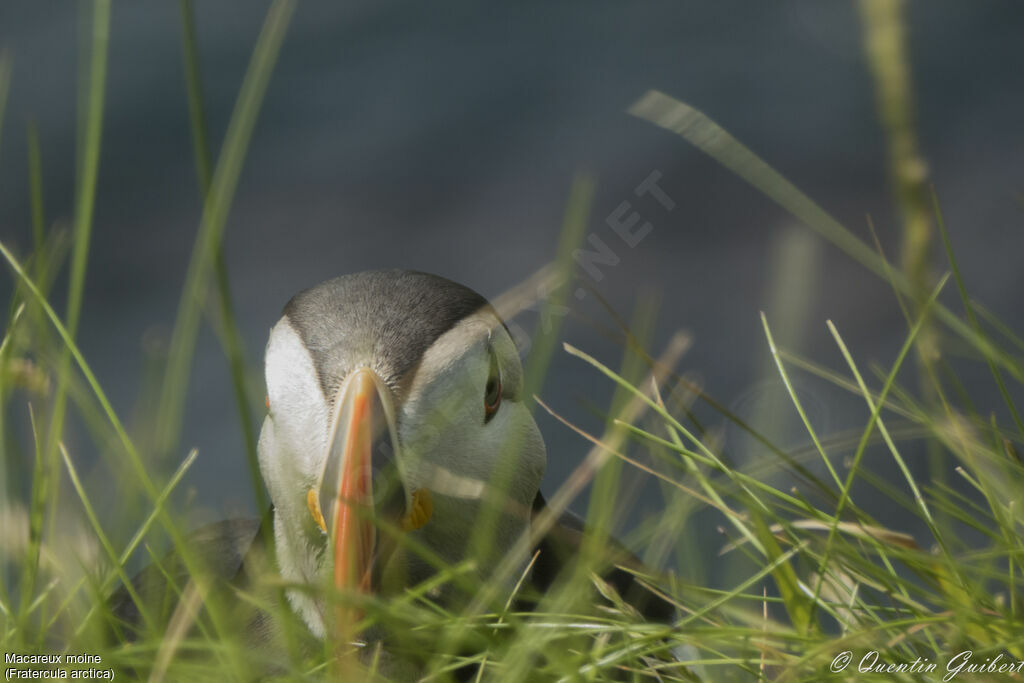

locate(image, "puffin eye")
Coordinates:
484 351 502 422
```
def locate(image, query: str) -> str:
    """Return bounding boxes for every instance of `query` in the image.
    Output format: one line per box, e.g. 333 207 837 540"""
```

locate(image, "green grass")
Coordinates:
3 2 1024 681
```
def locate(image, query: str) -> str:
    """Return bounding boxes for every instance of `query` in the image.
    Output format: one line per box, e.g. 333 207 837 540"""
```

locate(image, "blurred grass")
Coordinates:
178 0 267 514
153 0 295 468
22 0 110 631
3 2 1024 681
859 0 933 310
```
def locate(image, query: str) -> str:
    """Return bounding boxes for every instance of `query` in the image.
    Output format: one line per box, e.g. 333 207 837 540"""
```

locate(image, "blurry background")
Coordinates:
1 2 1022 580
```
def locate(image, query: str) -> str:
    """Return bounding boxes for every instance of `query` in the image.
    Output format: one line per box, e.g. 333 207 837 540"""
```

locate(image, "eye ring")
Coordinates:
484 353 502 421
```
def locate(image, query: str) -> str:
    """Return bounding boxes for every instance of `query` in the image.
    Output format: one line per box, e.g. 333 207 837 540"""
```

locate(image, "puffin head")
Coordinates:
256 270 546 639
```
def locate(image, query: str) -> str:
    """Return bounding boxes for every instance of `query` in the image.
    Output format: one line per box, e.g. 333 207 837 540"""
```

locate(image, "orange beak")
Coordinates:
320 367 403 644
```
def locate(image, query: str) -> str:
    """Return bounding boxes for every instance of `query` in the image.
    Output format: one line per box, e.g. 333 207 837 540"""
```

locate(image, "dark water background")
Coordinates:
1 1 1023 579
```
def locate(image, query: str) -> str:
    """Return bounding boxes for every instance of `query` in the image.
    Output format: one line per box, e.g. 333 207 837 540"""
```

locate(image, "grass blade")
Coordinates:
761 312 843 491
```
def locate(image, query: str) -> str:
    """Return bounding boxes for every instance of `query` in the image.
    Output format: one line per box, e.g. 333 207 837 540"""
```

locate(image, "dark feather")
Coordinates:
528 491 676 623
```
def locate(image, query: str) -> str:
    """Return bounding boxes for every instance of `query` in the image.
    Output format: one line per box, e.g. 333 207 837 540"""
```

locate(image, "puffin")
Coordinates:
111 270 672 678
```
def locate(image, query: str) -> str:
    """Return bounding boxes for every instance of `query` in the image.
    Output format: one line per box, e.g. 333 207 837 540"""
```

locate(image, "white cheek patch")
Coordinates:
259 317 333 634
264 317 330 479
399 311 544 499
